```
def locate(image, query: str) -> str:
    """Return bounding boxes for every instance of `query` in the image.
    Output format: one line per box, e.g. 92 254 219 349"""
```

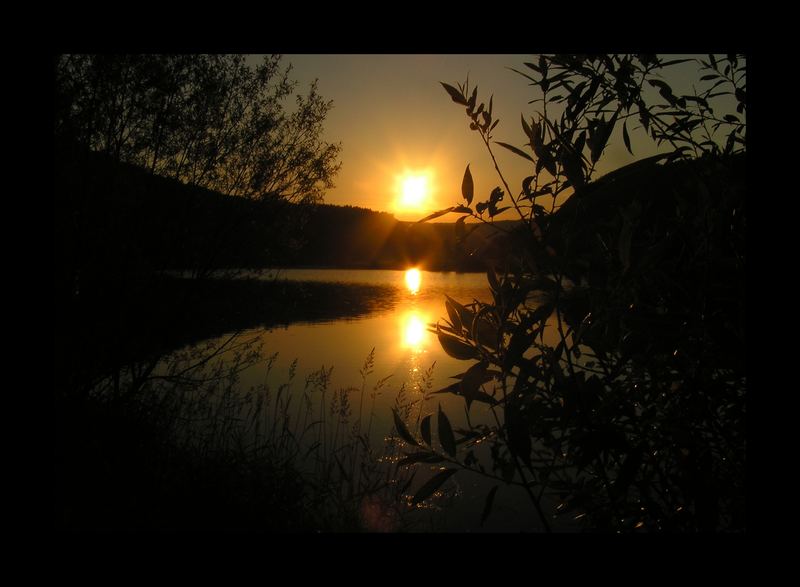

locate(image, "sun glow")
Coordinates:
405 268 421 294
393 170 436 216
401 176 427 208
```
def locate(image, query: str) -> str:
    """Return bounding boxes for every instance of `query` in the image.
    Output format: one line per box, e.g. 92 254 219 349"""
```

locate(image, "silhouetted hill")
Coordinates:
295 203 503 271
55 141 499 283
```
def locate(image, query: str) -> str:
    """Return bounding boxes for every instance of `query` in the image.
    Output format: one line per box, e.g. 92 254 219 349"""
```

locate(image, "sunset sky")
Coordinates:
253 54 708 221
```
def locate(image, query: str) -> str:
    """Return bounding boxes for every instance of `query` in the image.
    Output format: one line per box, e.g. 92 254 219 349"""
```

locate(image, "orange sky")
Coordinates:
260 54 719 221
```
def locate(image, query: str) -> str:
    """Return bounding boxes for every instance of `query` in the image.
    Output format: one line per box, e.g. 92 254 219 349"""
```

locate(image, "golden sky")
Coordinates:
264 54 715 221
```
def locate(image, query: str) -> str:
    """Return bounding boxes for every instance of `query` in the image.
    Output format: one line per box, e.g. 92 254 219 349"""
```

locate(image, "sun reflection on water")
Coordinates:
405 268 421 294
401 312 428 349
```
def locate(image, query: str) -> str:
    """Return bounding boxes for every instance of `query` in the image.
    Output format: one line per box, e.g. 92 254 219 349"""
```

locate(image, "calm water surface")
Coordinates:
176 268 567 531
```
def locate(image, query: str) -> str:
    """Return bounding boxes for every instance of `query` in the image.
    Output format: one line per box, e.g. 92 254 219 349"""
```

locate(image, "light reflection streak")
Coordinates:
405 268 421 294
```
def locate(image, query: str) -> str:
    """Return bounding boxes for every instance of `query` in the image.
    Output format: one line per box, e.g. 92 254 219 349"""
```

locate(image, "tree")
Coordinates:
55 54 342 281
399 55 745 532
55 54 341 204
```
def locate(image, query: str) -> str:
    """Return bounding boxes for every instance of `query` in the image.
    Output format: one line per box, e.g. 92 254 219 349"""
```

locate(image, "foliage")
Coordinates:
400 55 746 532
56 339 423 531
55 54 341 204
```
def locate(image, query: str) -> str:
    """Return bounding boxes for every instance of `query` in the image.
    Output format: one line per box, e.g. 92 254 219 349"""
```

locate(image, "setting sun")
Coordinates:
393 170 436 217
401 176 428 208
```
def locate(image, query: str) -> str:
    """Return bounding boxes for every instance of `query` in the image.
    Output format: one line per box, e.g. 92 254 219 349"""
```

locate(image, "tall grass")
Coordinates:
57 331 454 531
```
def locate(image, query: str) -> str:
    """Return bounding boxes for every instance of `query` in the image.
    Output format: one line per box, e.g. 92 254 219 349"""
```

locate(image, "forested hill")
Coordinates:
55 143 500 283
295 203 502 271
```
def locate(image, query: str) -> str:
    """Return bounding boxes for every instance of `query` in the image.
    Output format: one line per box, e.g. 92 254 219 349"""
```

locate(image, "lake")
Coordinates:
165 268 572 532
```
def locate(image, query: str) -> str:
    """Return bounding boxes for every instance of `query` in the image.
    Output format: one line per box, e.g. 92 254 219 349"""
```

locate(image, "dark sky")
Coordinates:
255 54 725 220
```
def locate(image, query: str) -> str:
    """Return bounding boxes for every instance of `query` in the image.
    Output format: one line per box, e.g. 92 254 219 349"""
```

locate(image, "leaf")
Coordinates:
700 74 718 81
458 361 494 411
452 205 472 214
521 114 533 143
417 207 454 223
445 298 462 331
622 120 633 155
648 79 672 93
438 404 457 457
420 415 432 446
462 164 474 205
411 468 458 505
397 451 443 466
495 141 535 163
522 176 535 199
659 58 693 67
524 61 541 74
437 327 479 360
392 408 419 446
480 485 499 527
486 267 500 292
441 82 468 105
468 87 478 111
489 206 510 218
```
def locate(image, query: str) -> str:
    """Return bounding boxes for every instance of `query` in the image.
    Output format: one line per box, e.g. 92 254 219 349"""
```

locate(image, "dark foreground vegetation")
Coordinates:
392 54 746 532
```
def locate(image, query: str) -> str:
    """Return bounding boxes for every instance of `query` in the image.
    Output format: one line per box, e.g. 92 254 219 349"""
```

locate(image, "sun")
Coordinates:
401 176 428 208
393 170 435 216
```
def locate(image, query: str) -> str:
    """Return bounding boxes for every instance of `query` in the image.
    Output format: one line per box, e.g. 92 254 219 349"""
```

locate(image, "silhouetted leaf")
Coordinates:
521 114 533 143
659 58 692 67
397 451 443 466
522 176 535 199
490 206 510 218
700 74 718 81
417 207 454 223
438 404 457 457
487 267 500 292
392 408 419 446
421 415 432 446
524 61 541 74
622 120 633 155
468 87 478 112
462 164 474 205
648 79 672 93
445 298 462 331
480 485 499 527
437 328 479 360
411 468 458 505
496 141 534 163
724 114 740 123
441 82 468 106
452 205 472 214
458 361 495 411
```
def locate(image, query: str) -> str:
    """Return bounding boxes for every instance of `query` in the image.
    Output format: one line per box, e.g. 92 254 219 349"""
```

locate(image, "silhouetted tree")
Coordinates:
55 54 341 203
